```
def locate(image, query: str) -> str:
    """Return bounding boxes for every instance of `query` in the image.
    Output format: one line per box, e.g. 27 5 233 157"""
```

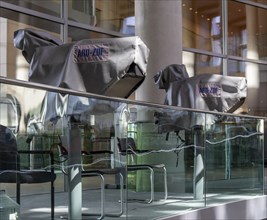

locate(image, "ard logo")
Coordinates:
199 83 221 97
73 44 109 63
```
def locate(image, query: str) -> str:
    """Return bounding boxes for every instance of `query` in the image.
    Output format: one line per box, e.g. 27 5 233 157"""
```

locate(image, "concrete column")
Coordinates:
135 0 183 104
134 1 185 194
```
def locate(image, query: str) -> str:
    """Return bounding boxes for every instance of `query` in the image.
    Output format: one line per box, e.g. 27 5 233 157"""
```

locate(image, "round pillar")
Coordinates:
135 0 183 104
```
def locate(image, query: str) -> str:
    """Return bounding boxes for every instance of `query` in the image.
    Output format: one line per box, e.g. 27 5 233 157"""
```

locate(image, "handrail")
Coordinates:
0 76 265 120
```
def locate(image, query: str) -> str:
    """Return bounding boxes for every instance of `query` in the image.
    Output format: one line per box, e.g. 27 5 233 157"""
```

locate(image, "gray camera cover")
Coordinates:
14 29 149 98
154 64 247 113
154 64 247 131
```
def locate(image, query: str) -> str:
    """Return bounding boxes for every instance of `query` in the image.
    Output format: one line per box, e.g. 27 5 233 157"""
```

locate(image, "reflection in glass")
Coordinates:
182 0 222 53
0 82 127 219
0 93 21 134
68 0 135 34
68 0 96 25
250 0 267 5
0 8 61 36
228 1 267 61
126 104 206 210
68 26 112 42
1 0 61 17
183 51 223 76
0 8 61 79
205 114 264 205
0 80 264 219
228 59 267 117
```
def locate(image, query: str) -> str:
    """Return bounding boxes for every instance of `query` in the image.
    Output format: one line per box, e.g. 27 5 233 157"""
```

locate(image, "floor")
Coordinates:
3 168 267 220
18 188 266 220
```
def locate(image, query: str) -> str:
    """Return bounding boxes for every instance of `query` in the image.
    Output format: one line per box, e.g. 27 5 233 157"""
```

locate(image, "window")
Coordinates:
228 1 267 61
68 0 134 33
182 0 222 53
228 59 267 117
1 0 61 16
183 51 223 76
0 7 61 79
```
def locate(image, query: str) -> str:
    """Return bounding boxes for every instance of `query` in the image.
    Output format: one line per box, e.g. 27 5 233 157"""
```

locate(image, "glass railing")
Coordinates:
0 77 265 220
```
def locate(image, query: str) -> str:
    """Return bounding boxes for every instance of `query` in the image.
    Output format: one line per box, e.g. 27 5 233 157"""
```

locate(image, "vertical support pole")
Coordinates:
225 125 231 180
61 0 68 43
67 125 82 220
192 125 205 200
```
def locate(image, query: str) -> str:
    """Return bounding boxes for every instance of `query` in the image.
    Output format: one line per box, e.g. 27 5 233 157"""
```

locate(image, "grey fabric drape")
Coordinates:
154 64 247 132
154 64 247 113
14 28 149 99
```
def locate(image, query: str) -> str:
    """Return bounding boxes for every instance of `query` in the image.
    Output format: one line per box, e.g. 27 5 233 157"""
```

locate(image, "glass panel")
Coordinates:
1 0 61 17
125 104 206 218
182 0 222 53
228 1 267 61
0 82 127 219
183 51 223 77
0 79 265 219
250 0 267 5
68 26 113 42
0 123 19 219
205 114 264 206
95 0 134 33
227 60 267 166
68 0 96 26
0 8 61 80
68 0 135 34
227 59 267 118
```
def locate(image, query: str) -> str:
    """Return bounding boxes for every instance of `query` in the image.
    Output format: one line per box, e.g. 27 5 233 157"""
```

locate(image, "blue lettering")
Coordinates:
210 87 218 94
77 49 90 57
200 87 209 93
92 47 104 56
77 49 82 57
